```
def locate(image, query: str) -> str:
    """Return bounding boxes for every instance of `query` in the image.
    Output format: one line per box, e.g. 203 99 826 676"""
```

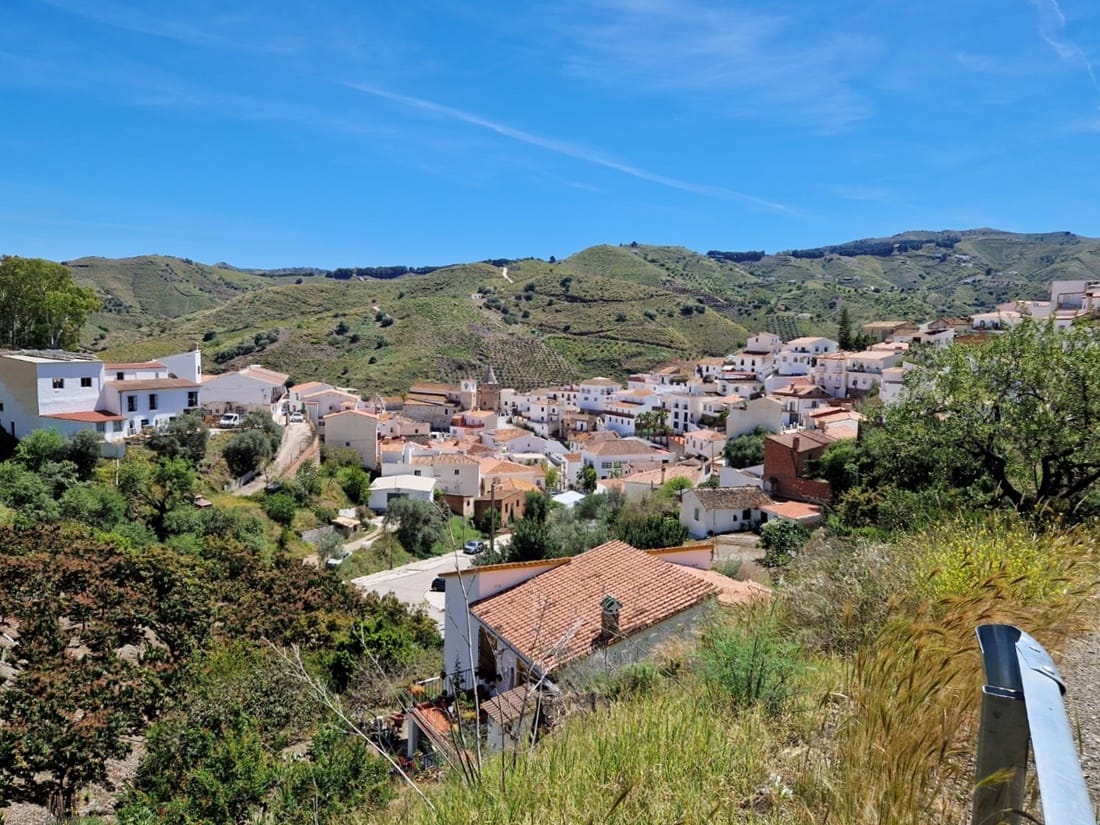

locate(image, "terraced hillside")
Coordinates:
68 255 302 344
71 228 1100 394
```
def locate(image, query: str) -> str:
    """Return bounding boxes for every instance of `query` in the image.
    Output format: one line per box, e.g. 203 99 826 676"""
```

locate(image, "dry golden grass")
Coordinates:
357 517 1100 825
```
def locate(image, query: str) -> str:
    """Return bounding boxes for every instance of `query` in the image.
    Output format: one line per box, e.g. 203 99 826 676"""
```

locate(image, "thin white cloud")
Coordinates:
349 84 790 212
539 0 875 134
1032 0 1099 92
32 0 302 56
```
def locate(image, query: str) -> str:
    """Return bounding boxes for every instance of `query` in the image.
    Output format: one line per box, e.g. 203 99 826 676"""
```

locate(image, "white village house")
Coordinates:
0 348 202 443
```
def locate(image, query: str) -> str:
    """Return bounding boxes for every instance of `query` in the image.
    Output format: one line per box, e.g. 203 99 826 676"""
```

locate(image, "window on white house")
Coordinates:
52 378 64 389
116 372 124 381
80 377 93 388
693 507 700 521
127 396 137 412
148 394 158 410
187 391 198 407
454 469 460 476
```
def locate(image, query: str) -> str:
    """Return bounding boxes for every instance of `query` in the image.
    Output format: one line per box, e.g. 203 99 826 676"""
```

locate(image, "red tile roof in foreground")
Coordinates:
677 567 772 606
471 540 717 671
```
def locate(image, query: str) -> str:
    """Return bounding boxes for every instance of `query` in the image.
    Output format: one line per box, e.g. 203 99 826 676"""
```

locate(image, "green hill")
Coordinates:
67 255 304 345
70 228 1100 394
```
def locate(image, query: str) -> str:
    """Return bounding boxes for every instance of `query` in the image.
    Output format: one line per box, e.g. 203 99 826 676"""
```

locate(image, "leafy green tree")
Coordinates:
724 426 770 468
118 456 197 538
837 306 854 350
337 465 371 505
0 525 209 818
614 513 688 549
322 445 363 471
241 408 283 452
811 439 862 497
263 491 299 526
868 321 1100 515
759 520 811 568
60 482 127 527
385 497 445 557
577 464 598 494
223 428 275 477
0 461 61 523
12 428 67 472
273 727 392 822
65 429 103 480
147 410 209 464
635 409 671 441
0 256 99 349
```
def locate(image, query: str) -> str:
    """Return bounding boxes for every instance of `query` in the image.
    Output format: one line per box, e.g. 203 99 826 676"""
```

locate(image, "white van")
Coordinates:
219 412 241 428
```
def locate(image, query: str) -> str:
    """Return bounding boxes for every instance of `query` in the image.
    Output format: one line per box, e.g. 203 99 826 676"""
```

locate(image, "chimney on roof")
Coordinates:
600 595 621 642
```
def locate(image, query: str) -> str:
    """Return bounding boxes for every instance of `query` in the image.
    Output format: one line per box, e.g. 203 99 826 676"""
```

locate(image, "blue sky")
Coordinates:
2 0 1099 269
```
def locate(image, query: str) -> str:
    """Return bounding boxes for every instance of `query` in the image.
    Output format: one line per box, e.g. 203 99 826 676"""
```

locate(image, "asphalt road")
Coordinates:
348 534 511 629
349 552 473 629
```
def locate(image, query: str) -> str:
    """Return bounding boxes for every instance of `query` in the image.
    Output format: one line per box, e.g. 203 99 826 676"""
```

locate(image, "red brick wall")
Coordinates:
763 439 833 504
775 477 832 504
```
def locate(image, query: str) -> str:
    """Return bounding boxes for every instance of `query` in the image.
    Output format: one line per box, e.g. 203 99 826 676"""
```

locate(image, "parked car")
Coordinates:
462 540 487 555
326 549 352 568
430 576 446 592
289 411 304 423
219 412 241 428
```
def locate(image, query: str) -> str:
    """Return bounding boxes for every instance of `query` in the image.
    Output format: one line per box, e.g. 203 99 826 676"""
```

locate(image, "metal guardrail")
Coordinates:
973 624 1096 825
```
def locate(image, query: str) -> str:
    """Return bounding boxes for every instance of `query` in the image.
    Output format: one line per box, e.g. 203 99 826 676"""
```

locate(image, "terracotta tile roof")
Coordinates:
760 500 823 521
622 465 701 487
471 540 718 671
434 453 479 465
689 429 728 442
580 377 621 387
405 395 453 407
409 381 457 394
493 477 540 493
241 365 289 384
772 382 829 399
690 486 775 512
585 439 666 457
302 388 359 402
292 381 333 394
325 408 378 420
42 410 126 423
571 431 620 445
106 377 200 391
678 568 772 606
483 685 544 726
481 458 537 474
767 431 835 451
491 428 528 441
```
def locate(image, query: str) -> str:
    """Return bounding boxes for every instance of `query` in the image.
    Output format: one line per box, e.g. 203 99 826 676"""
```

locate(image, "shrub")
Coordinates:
223 430 274 478
262 492 298 526
697 612 802 715
759 520 810 568
712 558 743 580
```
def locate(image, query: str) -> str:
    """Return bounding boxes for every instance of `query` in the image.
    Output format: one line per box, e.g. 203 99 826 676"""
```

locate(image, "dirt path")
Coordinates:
234 420 316 495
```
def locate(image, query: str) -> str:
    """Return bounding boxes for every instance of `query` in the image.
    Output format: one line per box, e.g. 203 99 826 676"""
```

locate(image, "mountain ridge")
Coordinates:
50 227 1100 394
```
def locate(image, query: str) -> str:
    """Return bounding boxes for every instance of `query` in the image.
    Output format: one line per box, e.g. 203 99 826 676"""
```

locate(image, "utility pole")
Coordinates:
489 478 499 556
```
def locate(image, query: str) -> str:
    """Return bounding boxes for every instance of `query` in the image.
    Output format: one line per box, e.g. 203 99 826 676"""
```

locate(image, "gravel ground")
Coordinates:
1055 622 1100 804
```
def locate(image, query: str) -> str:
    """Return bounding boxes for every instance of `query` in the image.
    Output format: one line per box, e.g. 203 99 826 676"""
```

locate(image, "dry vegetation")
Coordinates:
374 517 1099 825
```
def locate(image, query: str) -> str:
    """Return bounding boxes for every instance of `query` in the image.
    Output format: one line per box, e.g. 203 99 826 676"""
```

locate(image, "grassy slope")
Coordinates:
70 255 305 346
83 229 1099 394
